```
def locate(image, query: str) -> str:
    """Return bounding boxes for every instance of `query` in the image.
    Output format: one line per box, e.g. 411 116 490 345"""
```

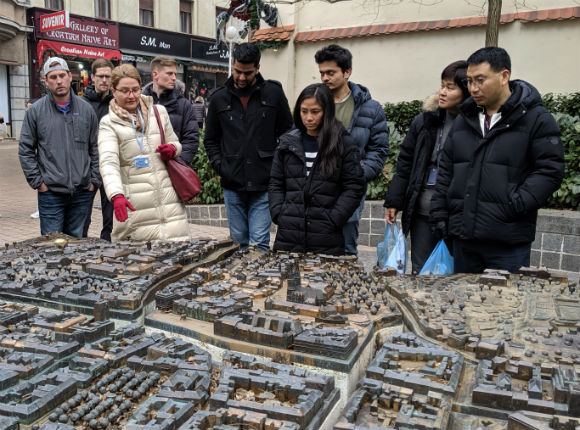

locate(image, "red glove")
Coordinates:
156 144 176 161
111 194 136 222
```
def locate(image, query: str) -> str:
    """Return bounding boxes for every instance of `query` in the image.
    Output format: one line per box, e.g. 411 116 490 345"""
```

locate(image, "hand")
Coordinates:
156 144 176 161
88 184 95 192
385 208 398 224
430 221 447 240
111 194 136 222
38 183 49 193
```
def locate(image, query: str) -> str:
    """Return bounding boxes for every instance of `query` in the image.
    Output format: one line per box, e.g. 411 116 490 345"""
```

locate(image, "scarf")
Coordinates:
109 97 149 132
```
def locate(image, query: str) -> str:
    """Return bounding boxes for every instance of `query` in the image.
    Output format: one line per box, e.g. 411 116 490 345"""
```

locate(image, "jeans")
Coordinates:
38 189 95 238
223 189 271 251
453 239 531 273
342 196 366 256
82 185 113 241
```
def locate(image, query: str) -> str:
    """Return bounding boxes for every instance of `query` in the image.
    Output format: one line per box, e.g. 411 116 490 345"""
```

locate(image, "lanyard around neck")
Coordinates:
130 107 145 152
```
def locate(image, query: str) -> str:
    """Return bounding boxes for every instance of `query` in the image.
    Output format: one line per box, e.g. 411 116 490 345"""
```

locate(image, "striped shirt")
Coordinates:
303 134 319 177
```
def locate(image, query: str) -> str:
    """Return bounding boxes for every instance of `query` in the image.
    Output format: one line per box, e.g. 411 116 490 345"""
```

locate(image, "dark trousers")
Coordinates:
453 239 531 273
82 185 114 241
410 214 440 274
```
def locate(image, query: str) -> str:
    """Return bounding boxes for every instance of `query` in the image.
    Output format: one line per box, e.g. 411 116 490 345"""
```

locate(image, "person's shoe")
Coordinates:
30 211 39 219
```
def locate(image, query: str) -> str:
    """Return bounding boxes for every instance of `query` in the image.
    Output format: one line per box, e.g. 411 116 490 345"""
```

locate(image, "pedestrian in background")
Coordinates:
98 64 190 242
384 60 469 273
205 42 293 251
430 47 564 273
82 58 115 241
315 44 389 257
269 83 365 255
19 57 100 238
142 56 199 165
192 95 206 130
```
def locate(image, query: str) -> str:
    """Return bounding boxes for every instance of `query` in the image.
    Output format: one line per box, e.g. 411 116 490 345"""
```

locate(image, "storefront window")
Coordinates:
139 0 154 27
44 0 64 10
180 1 192 34
95 0 111 19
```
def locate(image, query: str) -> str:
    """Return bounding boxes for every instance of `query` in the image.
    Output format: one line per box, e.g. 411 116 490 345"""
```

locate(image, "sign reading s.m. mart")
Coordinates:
34 8 119 49
119 24 190 57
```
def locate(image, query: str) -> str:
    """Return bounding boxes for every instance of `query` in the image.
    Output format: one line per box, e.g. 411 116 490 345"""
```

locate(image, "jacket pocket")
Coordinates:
73 116 90 145
220 154 244 188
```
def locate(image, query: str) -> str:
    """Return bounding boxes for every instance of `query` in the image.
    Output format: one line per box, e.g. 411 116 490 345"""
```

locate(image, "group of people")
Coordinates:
18 41 564 274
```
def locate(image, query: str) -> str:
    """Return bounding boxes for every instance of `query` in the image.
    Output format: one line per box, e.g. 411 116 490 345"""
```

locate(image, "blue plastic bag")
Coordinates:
419 240 454 275
377 223 397 269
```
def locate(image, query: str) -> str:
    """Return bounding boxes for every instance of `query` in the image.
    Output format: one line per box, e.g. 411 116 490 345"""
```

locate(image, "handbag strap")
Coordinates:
152 105 166 145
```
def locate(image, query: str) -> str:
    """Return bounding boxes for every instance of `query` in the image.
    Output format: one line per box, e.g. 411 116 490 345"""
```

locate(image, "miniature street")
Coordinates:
1 141 579 430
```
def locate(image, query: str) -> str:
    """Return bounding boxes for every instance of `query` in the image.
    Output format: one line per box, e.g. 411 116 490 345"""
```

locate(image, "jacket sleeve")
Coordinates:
203 96 222 174
510 110 565 213
384 114 422 209
18 108 43 190
98 118 125 200
177 99 199 165
328 137 366 227
268 146 286 224
88 108 102 188
362 102 389 182
159 105 182 157
275 89 293 138
430 127 454 224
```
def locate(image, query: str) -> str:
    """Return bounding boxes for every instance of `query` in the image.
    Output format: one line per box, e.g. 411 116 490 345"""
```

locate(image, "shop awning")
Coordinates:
120 48 228 73
37 40 122 64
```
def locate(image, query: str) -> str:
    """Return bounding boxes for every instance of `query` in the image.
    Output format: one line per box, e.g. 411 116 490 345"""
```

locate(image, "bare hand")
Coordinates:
385 208 398 224
38 183 49 193
89 184 95 192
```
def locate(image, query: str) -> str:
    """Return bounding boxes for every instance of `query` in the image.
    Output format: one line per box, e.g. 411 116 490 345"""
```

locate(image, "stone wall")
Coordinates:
187 202 580 274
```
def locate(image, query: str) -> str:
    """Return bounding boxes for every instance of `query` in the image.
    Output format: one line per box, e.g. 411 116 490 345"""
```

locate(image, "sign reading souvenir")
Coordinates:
34 9 119 49
39 10 70 32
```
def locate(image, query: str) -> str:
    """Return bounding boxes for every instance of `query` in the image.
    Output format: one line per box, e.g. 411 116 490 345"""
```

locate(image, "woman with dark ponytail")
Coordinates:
269 83 365 255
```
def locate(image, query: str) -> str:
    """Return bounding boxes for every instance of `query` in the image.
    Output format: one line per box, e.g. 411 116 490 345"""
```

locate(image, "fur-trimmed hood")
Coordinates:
423 93 439 112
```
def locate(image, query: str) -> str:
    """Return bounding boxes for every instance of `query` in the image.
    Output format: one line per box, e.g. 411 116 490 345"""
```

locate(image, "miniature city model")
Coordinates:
0 235 578 430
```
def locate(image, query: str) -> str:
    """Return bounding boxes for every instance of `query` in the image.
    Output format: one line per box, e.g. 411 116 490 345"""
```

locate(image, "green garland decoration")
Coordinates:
249 0 260 30
255 40 288 51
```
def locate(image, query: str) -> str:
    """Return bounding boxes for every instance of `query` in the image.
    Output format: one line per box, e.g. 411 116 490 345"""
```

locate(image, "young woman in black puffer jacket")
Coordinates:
269 83 365 255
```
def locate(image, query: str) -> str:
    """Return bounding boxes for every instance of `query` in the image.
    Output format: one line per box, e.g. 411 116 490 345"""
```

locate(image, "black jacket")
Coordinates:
204 74 293 192
384 98 443 235
82 86 113 121
269 128 366 255
430 80 564 244
142 83 199 164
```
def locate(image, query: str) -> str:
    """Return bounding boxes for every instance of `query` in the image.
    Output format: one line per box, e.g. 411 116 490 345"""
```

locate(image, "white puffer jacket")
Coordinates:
98 95 190 242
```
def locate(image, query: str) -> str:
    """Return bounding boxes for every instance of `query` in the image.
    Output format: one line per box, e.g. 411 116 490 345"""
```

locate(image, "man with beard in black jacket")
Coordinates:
142 56 199 164
82 59 115 241
430 47 564 273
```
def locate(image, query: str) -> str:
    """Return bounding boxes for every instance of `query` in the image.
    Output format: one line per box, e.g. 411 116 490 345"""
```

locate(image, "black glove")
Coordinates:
430 221 447 240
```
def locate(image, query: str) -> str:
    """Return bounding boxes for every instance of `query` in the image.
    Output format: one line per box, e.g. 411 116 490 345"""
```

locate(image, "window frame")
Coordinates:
44 0 64 10
94 0 111 19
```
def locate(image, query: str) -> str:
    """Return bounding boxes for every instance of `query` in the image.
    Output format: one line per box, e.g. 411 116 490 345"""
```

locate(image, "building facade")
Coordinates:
251 0 580 106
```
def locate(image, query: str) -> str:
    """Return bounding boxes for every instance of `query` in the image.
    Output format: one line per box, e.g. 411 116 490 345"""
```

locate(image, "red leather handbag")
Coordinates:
152 105 201 202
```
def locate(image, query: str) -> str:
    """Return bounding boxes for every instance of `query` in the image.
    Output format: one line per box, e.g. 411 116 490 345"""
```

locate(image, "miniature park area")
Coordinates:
0 234 577 430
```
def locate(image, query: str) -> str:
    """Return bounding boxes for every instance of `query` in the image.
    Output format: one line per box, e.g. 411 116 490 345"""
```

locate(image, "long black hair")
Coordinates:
293 83 345 177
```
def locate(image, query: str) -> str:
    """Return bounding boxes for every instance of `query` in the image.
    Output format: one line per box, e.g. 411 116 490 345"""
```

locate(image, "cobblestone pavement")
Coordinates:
0 141 378 270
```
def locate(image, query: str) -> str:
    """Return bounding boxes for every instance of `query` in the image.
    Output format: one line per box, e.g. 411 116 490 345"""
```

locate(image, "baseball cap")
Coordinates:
42 57 70 77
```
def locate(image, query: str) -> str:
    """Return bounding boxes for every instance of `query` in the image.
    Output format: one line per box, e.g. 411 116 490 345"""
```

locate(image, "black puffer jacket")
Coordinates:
384 95 443 235
142 82 199 164
269 128 365 255
204 74 293 192
430 80 564 244
82 86 114 121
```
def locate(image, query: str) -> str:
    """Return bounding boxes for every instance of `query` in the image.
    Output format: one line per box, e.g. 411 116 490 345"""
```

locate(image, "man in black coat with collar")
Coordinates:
204 43 293 251
142 55 199 165
82 59 115 241
430 47 564 273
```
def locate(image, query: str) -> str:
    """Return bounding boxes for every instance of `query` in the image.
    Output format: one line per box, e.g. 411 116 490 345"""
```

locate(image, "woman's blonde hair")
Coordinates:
111 64 141 89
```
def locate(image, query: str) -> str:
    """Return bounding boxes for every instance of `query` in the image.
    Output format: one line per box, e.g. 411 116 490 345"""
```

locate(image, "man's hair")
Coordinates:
111 64 142 89
467 47 511 73
314 44 352 72
90 59 114 74
233 43 261 66
151 56 177 72
441 60 469 100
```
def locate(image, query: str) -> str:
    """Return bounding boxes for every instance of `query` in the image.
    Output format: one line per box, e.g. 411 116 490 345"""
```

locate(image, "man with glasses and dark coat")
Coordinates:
430 47 564 273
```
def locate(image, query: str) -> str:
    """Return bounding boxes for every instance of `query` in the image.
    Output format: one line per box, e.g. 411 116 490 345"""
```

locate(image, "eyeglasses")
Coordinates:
115 88 141 95
463 72 502 89
94 74 111 79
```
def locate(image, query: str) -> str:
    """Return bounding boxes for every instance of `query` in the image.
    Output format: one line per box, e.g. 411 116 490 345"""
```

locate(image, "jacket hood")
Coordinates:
423 93 439 112
278 127 302 148
349 82 371 105
142 80 186 101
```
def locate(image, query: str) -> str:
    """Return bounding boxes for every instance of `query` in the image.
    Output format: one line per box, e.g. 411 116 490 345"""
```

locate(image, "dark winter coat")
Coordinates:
384 95 443 235
204 74 293 192
192 102 206 124
142 82 199 164
269 128 366 255
19 90 101 193
82 86 114 121
430 80 564 245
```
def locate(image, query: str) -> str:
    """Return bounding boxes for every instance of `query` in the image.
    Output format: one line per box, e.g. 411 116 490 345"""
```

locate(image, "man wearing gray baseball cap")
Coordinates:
18 56 101 238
